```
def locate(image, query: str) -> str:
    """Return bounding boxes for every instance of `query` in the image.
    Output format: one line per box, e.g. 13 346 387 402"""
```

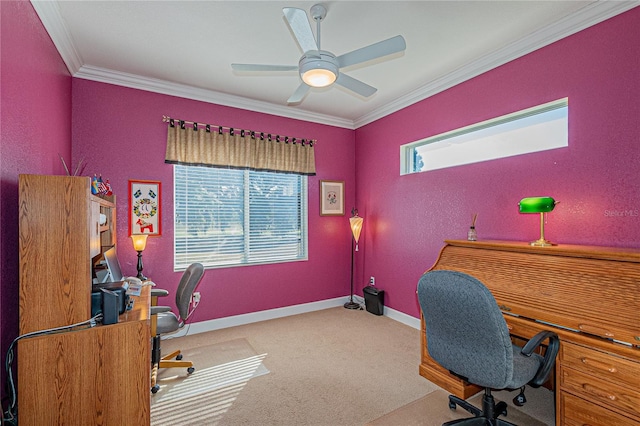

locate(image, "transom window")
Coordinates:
174 165 308 270
401 98 569 174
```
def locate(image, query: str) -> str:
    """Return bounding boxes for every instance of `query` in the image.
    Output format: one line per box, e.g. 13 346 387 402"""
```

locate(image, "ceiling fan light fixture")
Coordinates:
301 67 336 87
299 53 338 88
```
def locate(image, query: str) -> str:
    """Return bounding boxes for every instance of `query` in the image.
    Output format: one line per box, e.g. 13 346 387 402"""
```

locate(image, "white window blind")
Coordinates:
174 165 308 270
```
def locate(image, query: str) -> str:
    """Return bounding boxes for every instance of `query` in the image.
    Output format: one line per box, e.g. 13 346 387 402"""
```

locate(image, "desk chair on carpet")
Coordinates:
151 262 204 393
417 270 559 426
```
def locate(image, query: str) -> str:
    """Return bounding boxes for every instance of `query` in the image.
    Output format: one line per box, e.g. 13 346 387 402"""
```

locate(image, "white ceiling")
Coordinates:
32 1 637 129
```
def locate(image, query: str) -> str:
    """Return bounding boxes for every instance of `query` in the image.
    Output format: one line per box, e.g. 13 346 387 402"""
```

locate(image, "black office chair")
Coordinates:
150 263 205 393
417 270 559 426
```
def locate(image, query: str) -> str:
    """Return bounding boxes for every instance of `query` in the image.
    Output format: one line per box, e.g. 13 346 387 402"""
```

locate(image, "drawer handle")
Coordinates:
580 357 618 374
582 383 617 401
578 323 614 338
498 304 511 312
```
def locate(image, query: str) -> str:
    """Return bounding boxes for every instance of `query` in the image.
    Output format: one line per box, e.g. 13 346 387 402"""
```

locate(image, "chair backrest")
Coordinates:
174 263 205 322
417 270 514 389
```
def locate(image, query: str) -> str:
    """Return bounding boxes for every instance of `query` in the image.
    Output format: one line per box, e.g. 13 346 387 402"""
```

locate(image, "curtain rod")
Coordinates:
162 115 317 145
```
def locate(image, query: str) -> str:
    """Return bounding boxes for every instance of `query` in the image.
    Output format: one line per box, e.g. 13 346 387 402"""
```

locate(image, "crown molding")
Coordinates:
32 1 638 130
353 1 639 128
74 65 354 129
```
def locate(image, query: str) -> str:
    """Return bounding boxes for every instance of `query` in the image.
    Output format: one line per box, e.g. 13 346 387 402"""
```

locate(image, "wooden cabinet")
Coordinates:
419 240 640 426
559 342 640 424
18 174 150 425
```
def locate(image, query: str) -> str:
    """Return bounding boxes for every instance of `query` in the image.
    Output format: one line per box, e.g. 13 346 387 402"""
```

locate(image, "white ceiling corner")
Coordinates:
31 1 638 130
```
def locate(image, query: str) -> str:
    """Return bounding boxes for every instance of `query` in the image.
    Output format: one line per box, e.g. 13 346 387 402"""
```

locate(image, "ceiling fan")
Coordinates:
231 4 406 104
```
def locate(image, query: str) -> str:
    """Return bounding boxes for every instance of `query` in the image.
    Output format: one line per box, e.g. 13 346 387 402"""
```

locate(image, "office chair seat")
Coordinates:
156 311 181 333
508 346 543 389
417 270 559 426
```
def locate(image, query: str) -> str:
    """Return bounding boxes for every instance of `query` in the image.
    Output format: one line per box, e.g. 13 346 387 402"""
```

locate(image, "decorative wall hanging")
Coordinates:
320 180 344 216
129 179 162 236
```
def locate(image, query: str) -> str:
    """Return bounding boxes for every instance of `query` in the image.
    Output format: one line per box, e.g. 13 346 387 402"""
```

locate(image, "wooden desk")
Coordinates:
18 287 151 425
17 175 152 425
419 240 640 425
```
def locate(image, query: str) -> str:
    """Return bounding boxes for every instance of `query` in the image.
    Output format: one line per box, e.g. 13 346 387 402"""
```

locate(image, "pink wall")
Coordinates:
0 0 72 396
72 80 356 321
2 1 638 360
354 7 640 318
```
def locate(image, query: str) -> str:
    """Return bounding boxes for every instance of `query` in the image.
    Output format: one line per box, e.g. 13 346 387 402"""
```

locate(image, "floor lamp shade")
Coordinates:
350 215 363 250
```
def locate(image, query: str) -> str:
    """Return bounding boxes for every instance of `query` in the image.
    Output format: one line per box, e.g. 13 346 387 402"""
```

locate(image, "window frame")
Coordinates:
400 98 569 175
173 165 309 271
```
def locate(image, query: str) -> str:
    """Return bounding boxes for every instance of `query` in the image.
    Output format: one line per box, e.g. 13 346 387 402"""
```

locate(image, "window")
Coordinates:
174 165 308 270
400 98 568 174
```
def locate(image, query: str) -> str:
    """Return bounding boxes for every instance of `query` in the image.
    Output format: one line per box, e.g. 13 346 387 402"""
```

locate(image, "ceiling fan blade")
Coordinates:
287 83 310 104
335 73 377 98
336 35 406 69
283 7 317 53
232 63 298 72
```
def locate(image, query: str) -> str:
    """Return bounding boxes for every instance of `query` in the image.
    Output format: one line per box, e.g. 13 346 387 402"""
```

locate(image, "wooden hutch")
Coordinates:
17 174 151 425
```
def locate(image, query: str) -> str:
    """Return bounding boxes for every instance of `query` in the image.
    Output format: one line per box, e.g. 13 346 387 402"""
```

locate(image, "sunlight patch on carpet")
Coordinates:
151 338 269 426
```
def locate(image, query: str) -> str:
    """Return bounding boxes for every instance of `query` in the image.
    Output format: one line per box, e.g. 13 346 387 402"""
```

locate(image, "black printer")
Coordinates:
91 281 130 317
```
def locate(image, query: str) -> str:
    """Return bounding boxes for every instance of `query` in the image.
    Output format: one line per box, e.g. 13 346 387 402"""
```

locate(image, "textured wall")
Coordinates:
72 80 356 321
2 1 638 344
354 7 640 318
0 0 72 399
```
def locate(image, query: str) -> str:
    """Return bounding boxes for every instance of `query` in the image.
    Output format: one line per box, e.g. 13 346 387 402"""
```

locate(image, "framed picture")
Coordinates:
320 180 345 216
129 179 162 236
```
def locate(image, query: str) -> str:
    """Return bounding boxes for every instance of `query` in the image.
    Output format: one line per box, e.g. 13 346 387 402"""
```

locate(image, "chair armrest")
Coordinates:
521 330 560 387
151 306 172 315
151 289 169 298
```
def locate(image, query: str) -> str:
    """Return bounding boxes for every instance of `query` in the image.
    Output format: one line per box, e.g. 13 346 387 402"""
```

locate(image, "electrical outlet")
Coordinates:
369 276 375 286
192 292 201 304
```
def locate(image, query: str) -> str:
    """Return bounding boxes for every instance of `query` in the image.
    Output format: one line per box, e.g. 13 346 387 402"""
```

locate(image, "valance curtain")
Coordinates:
164 119 316 175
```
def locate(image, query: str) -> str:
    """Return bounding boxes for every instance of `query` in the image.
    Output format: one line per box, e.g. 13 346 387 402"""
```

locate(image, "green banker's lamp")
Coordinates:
518 196 558 247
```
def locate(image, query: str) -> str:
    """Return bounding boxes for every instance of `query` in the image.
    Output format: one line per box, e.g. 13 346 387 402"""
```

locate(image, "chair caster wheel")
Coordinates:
496 401 508 417
151 385 160 394
187 367 195 374
176 354 183 360
449 400 456 410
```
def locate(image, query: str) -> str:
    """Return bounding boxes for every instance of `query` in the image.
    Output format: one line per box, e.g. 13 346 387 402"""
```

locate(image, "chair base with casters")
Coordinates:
445 389 515 426
159 349 195 373
150 346 196 393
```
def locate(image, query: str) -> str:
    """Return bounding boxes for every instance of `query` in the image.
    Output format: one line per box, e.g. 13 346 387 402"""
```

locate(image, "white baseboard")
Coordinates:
169 295 420 339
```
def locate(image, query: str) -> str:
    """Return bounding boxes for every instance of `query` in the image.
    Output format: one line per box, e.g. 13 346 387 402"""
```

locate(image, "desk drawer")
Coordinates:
561 391 639 426
560 367 640 418
561 342 639 390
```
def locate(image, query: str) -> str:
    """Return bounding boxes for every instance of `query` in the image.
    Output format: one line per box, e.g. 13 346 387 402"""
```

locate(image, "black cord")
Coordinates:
2 314 103 423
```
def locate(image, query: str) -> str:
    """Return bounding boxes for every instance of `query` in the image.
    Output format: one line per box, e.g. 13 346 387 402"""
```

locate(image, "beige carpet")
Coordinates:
151 338 269 425
149 307 554 425
368 389 550 426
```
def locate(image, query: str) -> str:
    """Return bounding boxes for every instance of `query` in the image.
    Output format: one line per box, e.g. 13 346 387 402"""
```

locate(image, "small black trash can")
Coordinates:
363 286 384 315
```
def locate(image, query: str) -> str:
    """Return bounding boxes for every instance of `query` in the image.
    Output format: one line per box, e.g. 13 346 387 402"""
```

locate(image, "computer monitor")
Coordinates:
103 247 124 282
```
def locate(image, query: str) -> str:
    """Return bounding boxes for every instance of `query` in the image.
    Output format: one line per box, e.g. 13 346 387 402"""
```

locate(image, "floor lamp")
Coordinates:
345 208 363 309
